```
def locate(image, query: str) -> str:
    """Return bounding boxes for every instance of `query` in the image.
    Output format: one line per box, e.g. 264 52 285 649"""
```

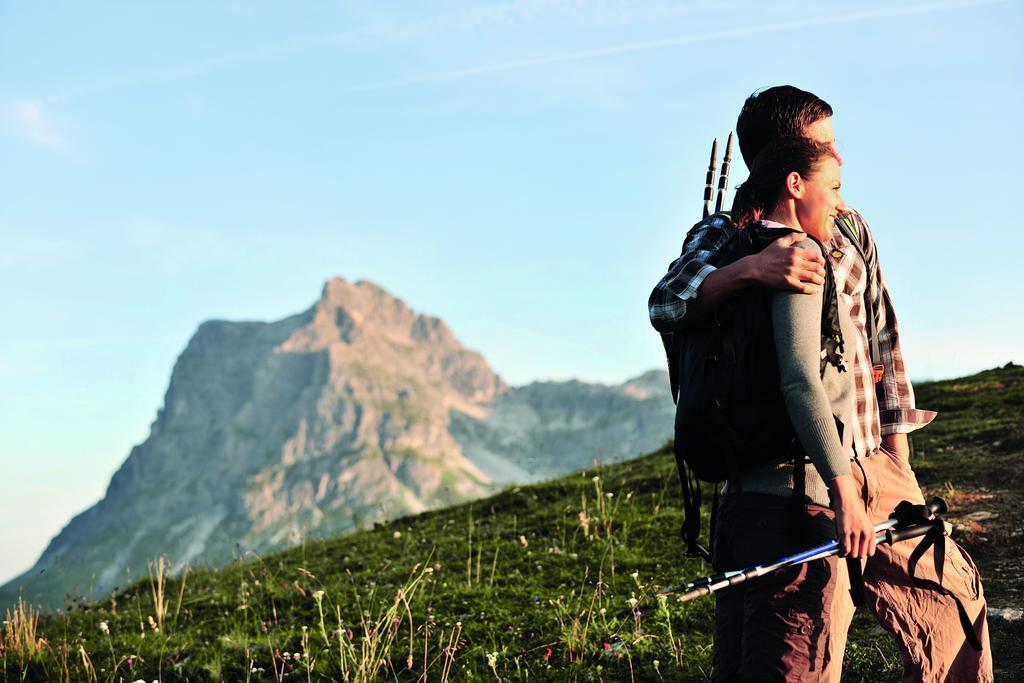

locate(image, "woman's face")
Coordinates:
796 156 843 241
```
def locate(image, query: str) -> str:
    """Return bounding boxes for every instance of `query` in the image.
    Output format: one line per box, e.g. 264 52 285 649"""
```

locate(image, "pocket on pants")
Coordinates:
941 538 982 603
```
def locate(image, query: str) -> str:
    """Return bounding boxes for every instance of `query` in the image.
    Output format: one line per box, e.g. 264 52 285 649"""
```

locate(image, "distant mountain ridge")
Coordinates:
2 277 674 609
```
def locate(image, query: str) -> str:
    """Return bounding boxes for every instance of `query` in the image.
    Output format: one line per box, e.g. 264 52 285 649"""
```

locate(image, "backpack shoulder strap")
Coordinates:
801 234 846 376
833 214 883 378
835 212 861 247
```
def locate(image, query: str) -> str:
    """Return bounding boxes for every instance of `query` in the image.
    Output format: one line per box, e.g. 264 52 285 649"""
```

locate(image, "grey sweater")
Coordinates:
726 238 857 507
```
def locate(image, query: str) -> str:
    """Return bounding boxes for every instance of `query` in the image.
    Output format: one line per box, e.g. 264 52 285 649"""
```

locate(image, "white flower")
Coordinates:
627 597 638 608
393 530 402 539
599 608 606 616
592 475 600 483
630 571 639 581
98 621 110 635
313 590 325 600
606 492 613 498
486 651 499 668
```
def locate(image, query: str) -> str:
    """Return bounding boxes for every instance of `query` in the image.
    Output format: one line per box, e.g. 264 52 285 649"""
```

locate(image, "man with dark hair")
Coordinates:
735 85 835 169
650 86 992 681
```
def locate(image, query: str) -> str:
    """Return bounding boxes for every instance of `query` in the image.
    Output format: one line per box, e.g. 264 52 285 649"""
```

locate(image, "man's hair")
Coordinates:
736 86 833 168
732 136 837 228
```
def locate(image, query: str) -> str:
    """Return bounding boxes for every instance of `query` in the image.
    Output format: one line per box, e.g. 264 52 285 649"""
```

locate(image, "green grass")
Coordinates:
2 364 1021 682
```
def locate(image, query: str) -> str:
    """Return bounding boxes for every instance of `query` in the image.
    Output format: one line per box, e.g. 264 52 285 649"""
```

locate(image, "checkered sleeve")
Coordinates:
849 210 937 434
648 215 734 332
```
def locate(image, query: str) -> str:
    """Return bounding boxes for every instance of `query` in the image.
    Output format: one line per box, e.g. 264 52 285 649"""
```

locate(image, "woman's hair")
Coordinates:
731 136 837 228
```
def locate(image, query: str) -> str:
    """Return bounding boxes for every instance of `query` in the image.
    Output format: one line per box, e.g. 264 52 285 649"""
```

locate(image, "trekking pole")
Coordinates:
703 138 718 219
657 498 947 602
714 131 734 214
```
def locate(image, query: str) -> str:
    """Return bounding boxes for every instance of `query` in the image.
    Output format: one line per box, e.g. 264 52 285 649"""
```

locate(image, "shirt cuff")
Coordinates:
879 408 937 435
673 262 717 302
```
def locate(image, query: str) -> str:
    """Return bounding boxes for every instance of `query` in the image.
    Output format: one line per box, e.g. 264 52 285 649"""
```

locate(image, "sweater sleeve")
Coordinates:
771 251 851 483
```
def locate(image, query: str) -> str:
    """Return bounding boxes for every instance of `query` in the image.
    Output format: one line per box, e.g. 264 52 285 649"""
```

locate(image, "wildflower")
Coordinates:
630 571 639 581
424 567 434 574
599 608 606 616
533 594 540 602
653 660 661 672
627 597 638 608
98 620 110 635
518 535 529 547
393 530 402 539
147 615 159 631
486 651 499 668
312 590 325 601
606 492 613 498
592 475 600 483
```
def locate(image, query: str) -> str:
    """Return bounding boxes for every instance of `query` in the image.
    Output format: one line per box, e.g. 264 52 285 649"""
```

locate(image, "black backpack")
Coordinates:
668 216 842 559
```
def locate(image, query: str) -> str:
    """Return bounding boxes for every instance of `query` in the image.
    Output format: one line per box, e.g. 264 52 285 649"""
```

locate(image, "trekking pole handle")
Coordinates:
882 497 948 544
883 523 938 545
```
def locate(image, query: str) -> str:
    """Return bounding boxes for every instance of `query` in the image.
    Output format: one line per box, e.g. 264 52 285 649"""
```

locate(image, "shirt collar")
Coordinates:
757 218 800 231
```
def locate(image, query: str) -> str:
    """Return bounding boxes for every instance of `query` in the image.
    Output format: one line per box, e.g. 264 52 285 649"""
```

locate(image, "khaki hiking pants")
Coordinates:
828 445 993 683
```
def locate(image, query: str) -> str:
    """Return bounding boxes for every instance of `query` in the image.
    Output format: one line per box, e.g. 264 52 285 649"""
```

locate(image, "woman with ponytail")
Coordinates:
710 136 876 682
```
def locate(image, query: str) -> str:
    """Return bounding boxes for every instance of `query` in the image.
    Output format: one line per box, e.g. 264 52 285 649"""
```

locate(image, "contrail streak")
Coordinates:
344 0 1007 92
47 29 366 104
43 0 1006 102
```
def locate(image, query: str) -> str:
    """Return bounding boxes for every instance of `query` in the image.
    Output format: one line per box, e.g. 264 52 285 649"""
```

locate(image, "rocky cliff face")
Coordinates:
2 278 673 609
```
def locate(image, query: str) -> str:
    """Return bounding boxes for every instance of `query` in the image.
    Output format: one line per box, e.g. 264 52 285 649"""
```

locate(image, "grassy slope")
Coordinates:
2 365 1021 682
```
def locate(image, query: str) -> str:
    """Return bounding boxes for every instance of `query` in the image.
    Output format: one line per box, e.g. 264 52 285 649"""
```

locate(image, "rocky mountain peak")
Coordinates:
1 277 673 611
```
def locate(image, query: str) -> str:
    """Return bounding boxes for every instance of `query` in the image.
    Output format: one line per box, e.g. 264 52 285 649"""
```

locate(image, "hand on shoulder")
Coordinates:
744 232 826 294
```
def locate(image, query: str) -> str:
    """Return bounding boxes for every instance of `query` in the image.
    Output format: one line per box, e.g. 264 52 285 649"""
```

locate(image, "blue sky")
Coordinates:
1 0 1021 585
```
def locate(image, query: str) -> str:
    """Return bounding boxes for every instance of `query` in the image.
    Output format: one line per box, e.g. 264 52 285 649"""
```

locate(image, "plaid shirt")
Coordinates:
649 209 935 455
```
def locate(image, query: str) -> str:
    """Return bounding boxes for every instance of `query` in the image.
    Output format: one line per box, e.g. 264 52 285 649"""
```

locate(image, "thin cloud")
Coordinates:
344 0 1007 92
39 0 1000 104
7 99 65 151
44 0 563 104
47 31 364 104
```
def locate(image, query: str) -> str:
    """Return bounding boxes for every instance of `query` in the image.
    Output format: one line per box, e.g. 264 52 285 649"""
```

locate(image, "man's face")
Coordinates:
802 117 843 166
